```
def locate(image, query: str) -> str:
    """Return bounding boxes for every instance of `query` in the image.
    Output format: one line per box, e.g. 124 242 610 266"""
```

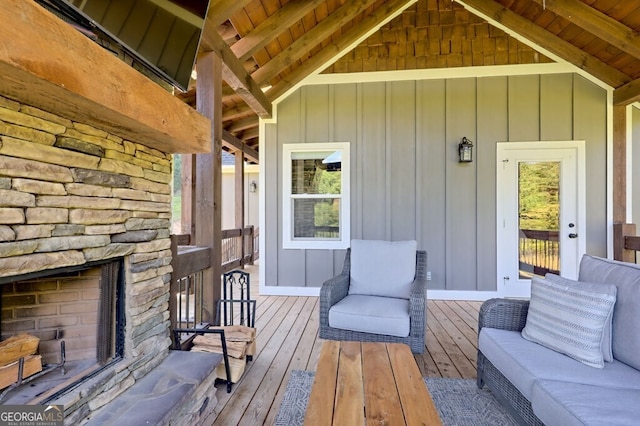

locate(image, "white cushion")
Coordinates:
521 276 617 369
348 239 417 299
328 294 410 337
545 273 617 362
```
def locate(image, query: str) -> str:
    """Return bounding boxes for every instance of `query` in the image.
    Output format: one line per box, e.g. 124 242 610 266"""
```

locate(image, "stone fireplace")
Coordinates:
0 93 178 422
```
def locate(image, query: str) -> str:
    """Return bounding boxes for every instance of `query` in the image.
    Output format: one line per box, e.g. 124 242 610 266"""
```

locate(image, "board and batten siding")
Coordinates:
264 73 607 293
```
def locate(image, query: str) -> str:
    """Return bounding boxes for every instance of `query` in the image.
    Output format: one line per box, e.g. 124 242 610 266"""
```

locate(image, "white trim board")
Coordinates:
259 285 321 297
305 63 578 86
258 284 500 301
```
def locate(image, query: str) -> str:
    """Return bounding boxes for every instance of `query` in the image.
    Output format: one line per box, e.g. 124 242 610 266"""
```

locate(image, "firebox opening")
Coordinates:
0 258 125 404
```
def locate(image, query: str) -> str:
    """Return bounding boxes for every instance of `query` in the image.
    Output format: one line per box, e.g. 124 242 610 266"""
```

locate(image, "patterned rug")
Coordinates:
275 371 518 425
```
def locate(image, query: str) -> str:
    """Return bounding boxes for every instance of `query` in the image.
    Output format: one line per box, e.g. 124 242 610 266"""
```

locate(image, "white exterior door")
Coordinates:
497 141 586 298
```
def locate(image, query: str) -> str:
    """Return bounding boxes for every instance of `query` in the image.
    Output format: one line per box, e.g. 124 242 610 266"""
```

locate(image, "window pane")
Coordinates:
291 152 341 195
293 198 340 239
518 161 560 279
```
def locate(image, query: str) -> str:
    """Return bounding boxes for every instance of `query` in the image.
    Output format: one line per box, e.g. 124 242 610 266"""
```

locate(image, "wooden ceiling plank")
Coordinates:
532 0 640 59
206 0 254 28
252 0 382 85
232 0 327 62
267 0 419 101
456 0 630 88
613 77 640 105
0 0 210 154
200 26 272 118
222 129 259 163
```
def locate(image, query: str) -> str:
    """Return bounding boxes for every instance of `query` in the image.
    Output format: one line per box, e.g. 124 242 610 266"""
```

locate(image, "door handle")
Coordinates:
568 233 578 239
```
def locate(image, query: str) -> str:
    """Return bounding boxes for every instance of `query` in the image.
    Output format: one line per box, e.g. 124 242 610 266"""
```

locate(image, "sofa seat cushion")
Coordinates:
479 328 640 400
578 254 640 369
328 294 410 337
349 239 417 299
531 379 640 426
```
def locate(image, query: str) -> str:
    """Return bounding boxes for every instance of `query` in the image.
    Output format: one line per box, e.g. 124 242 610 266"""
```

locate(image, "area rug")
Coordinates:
274 370 517 426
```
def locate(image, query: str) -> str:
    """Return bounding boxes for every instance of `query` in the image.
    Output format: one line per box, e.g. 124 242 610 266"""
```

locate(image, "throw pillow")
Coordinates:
522 276 617 369
544 273 617 362
348 239 417 299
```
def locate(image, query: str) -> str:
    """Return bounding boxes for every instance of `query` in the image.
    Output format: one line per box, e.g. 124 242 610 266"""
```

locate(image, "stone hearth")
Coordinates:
0 93 211 423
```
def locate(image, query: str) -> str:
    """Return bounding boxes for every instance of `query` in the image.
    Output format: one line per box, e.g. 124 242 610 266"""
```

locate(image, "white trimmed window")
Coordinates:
283 142 350 249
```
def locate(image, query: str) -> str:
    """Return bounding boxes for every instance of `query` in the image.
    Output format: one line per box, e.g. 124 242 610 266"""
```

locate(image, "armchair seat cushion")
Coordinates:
328 294 410 338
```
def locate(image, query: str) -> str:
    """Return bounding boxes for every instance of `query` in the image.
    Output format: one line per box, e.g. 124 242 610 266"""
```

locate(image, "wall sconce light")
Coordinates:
458 137 474 163
249 180 257 193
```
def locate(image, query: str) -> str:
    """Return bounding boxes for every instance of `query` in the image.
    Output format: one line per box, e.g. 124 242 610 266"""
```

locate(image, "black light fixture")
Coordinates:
458 137 473 163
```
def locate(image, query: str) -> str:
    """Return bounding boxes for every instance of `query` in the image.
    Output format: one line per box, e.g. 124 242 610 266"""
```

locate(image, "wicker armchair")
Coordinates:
319 243 427 354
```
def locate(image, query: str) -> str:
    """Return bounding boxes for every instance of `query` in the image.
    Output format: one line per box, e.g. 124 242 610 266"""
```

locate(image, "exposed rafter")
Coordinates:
456 0 631 89
205 0 253 28
223 130 259 164
614 78 640 106
531 0 640 60
251 0 382 85
231 0 326 63
267 0 419 101
227 116 259 133
200 25 272 119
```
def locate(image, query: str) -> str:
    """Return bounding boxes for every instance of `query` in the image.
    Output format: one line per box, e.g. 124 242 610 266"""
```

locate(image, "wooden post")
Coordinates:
235 150 245 266
612 105 627 224
181 154 196 239
195 52 223 325
613 223 637 262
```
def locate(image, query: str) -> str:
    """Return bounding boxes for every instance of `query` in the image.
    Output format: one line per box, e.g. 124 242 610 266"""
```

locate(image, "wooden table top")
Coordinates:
303 341 442 426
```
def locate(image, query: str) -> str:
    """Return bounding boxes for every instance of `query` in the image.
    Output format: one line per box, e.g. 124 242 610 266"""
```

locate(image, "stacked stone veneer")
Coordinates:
0 94 174 422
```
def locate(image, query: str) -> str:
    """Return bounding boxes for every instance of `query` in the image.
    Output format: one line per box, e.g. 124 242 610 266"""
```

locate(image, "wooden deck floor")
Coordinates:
205 265 482 425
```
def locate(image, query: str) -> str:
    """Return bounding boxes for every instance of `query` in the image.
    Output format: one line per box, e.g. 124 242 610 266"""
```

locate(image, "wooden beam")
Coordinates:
0 0 210 154
614 78 640 106
252 0 381 86
267 0 418 101
200 24 272 118
613 105 627 224
532 0 640 60
195 51 223 325
456 0 631 89
235 152 245 237
223 130 259 164
205 0 253 28
227 116 259 133
181 154 197 238
232 0 326 62
613 223 636 262
223 104 256 121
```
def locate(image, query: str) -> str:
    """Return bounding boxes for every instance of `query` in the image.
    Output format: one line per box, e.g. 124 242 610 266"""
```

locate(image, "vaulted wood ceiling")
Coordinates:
180 0 640 163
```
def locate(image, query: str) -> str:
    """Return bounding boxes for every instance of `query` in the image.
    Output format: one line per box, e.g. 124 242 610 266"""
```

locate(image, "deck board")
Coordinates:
204 265 483 425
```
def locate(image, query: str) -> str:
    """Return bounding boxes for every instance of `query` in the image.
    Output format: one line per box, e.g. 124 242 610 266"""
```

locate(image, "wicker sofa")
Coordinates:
477 255 640 426
319 239 427 353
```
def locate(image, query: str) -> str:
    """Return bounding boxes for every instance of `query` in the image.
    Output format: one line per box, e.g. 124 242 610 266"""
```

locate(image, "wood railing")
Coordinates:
613 223 639 263
519 229 559 276
169 226 259 339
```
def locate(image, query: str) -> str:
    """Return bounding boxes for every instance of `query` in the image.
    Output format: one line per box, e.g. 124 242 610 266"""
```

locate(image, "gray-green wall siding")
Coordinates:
264 73 608 291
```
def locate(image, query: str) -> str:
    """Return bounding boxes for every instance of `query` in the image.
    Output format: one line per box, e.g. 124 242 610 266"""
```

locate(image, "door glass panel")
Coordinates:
518 162 560 278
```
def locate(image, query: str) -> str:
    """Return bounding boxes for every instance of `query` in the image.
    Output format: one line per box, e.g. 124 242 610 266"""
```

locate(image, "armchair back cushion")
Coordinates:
348 239 417 299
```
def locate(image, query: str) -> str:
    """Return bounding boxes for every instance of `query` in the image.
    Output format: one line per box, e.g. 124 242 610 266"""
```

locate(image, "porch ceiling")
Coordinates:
179 0 640 163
